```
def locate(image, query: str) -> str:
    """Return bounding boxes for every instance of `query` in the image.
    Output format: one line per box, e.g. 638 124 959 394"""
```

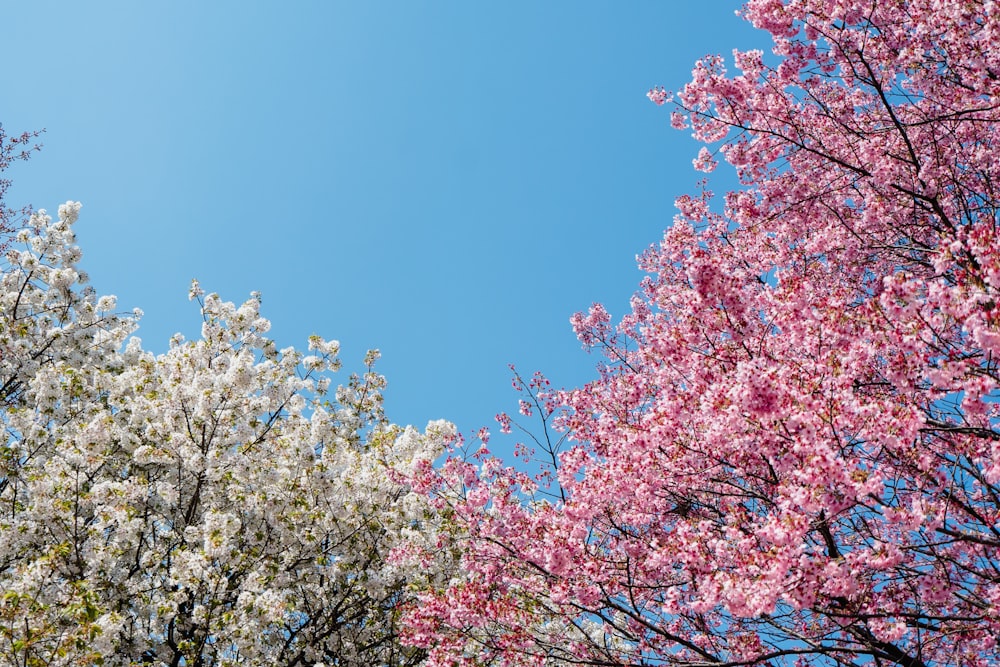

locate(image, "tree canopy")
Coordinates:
1 197 456 665
403 1 1000 665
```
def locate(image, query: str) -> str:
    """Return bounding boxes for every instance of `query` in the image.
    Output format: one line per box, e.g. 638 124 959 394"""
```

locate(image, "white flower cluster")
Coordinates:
1 204 457 666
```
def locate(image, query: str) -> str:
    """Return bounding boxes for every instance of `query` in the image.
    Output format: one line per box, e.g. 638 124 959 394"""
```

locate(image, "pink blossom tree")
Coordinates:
404 1 1000 665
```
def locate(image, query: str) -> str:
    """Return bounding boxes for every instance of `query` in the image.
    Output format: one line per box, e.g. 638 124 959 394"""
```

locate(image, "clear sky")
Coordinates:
2 2 768 440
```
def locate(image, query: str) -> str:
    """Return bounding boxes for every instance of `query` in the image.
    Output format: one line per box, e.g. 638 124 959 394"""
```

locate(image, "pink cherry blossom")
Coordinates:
404 2 1000 665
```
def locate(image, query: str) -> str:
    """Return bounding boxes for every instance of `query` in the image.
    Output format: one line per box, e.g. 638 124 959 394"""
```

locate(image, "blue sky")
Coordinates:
2 2 767 439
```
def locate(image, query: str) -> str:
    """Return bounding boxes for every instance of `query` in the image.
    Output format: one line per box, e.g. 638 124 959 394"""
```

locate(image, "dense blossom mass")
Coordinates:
403 1 1000 665
0 198 456 665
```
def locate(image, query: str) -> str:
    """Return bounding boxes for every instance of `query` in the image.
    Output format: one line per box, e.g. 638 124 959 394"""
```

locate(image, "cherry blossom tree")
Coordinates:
1 200 457 666
403 1 1000 665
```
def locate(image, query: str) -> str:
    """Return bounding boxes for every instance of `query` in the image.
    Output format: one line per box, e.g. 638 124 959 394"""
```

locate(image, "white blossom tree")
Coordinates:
1 201 457 666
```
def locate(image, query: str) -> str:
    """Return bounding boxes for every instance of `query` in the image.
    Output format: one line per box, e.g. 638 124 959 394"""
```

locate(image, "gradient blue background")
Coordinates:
2 2 767 438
